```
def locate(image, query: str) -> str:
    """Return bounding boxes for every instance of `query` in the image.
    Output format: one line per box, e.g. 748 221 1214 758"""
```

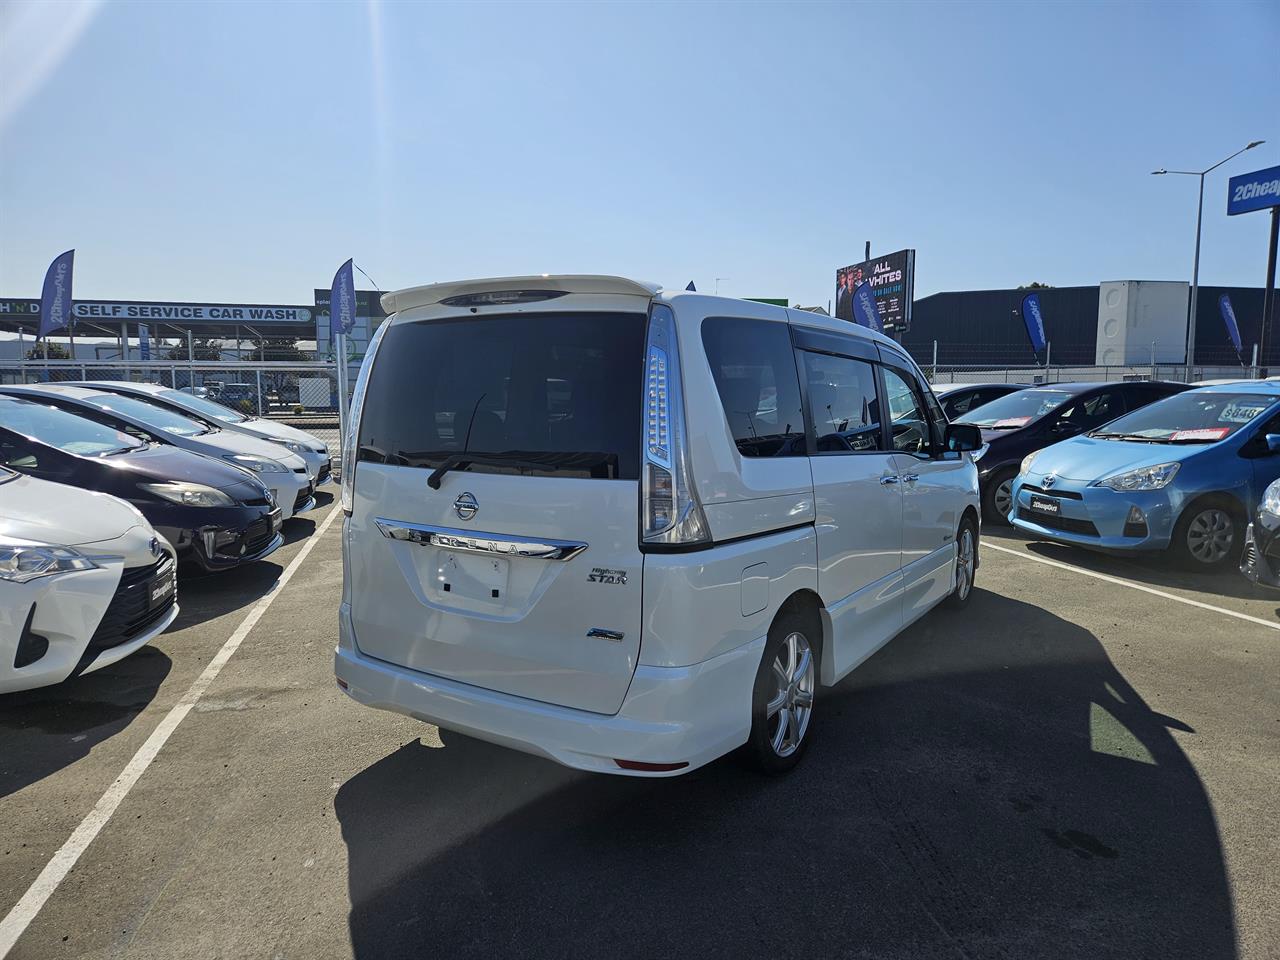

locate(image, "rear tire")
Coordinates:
945 515 979 608
1171 497 1243 572
746 611 819 775
982 468 1018 526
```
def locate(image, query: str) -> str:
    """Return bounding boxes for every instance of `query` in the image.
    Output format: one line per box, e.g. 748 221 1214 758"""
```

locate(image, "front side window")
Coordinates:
881 367 932 454
702 317 804 458
358 312 645 479
802 352 882 453
1057 391 1125 431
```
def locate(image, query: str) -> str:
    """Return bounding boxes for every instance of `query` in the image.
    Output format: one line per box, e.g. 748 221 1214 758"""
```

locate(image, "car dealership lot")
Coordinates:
1 503 1276 960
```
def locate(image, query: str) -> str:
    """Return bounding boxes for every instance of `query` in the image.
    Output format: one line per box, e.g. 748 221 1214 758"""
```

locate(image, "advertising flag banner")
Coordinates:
685 281 696 291
330 259 356 336
852 281 883 333
1218 294 1244 357
38 249 75 338
138 323 151 361
1020 292 1047 354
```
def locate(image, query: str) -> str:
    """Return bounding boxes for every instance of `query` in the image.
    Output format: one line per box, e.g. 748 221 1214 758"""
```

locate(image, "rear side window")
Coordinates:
802 352 883 453
701 317 804 457
357 312 645 480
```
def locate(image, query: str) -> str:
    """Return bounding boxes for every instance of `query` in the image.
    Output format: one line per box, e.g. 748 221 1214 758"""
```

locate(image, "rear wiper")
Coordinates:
427 452 561 489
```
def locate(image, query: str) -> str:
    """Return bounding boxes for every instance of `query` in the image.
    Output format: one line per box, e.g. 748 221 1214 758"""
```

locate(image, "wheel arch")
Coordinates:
770 589 832 686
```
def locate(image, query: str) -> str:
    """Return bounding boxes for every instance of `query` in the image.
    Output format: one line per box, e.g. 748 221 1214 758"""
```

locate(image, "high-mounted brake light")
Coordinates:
439 290 568 307
340 317 392 514
640 303 709 546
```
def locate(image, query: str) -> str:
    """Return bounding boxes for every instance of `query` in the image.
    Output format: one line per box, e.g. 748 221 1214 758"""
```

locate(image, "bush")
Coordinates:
292 404 304 416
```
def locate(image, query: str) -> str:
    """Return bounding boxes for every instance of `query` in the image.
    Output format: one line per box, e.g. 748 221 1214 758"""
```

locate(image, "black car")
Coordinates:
0 396 282 570
956 380 1190 523
931 382 1029 421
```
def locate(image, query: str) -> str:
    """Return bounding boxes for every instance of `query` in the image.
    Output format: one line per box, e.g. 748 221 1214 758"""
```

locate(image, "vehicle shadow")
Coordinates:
0 646 172 800
334 591 1235 960
171 559 284 630
986 524 1272 604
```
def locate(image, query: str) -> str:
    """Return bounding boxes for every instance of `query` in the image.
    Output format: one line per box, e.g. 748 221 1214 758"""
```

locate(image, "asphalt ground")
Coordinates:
1 494 1277 960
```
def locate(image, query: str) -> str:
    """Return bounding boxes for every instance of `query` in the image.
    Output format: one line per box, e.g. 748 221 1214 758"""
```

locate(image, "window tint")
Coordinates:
0 397 143 457
1059 390 1124 430
702 317 804 458
881 367 933 454
358 312 645 480
802 352 882 453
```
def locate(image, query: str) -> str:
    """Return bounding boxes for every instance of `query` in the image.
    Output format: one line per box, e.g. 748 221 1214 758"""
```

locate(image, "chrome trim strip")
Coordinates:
373 518 587 561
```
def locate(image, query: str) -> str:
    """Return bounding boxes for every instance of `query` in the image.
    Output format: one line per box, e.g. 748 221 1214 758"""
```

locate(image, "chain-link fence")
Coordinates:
0 360 347 459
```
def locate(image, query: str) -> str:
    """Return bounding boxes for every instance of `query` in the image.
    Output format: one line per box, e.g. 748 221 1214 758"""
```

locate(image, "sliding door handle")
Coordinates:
879 476 900 485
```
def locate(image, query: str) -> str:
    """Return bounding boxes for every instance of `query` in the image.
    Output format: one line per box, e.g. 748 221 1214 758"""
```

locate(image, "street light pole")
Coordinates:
1152 140 1264 379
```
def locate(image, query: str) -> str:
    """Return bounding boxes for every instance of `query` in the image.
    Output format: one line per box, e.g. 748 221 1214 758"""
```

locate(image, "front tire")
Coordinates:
746 612 818 775
982 468 1018 526
1171 498 1243 571
945 515 979 608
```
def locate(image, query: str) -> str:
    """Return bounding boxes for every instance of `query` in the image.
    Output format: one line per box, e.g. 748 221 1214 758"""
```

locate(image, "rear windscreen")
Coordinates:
357 312 645 480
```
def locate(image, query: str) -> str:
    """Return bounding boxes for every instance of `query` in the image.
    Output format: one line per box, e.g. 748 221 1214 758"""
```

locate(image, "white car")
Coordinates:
1 466 178 693
72 381 333 484
336 276 983 776
0 384 316 520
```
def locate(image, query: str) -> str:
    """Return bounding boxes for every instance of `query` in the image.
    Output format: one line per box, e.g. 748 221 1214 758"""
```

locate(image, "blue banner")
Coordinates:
1020 292 1047 354
1227 165 1280 216
38 249 75 338
138 324 151 360
330 259 356 336
685 281 696 291
852 281 883 333
1218 294 1243 356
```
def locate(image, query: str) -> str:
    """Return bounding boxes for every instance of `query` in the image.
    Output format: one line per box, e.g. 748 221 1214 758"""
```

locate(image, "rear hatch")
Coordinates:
347 307 648 715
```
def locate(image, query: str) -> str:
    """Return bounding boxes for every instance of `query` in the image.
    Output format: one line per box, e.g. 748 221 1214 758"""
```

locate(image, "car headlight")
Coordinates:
226 454 288 474
1020 451 1040 475
141 481 236 507
281 441 307 455
1095 462 1181 491
0 538 99 583
1261 479 1280 518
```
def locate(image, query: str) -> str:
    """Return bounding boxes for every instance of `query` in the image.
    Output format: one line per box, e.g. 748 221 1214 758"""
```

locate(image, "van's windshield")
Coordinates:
357 312 645 480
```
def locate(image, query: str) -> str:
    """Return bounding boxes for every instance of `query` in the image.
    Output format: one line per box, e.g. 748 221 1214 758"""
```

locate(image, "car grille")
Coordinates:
81 558 176 669
317 461 331 484
293 487 312 511
1021 484 1083 500
1016 507 1099 537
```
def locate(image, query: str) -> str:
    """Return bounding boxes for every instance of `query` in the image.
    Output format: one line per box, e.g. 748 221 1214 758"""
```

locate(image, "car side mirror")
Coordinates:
1052 420 1078 435
945 422 982 452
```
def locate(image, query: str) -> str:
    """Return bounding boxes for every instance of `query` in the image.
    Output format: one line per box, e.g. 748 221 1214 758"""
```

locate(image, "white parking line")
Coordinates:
0 505 343 958
984 540 1280 633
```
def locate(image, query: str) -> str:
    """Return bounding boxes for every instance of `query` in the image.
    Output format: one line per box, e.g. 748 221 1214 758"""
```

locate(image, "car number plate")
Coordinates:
1030 494 1061 515
149 570 176 610
270 509 283 533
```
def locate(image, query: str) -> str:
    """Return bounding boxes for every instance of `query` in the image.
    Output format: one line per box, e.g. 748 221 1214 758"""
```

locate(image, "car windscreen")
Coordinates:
357 312 645 480
1090 391 1280 443
159 389 248 423
85 393 210 437
0 397 144 456
959 389 1073 428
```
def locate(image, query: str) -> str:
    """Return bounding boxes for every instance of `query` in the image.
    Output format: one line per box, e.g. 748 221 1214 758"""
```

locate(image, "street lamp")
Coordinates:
1152 140 1265 376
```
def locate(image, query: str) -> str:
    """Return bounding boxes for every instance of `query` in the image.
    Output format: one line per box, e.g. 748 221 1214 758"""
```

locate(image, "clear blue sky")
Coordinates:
1 0 1277 311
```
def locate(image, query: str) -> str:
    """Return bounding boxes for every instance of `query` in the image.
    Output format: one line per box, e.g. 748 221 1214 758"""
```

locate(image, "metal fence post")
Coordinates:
255 369 264 416
931 340 938 382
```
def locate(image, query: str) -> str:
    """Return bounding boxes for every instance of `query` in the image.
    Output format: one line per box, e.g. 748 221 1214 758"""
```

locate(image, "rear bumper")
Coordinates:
334 602 763 777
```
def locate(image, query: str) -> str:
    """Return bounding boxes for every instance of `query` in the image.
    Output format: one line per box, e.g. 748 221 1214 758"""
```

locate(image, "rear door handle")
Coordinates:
880 476 900 485
901 474 920 483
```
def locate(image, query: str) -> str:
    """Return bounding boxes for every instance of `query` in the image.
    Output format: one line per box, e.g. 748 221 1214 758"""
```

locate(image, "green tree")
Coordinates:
1017 282 1053 290
25 342 71 360
165 338 223 361
245 338 309 362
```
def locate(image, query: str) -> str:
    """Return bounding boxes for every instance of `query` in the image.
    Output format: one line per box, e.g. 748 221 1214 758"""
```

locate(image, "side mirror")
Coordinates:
946 422 982 452
1052 420 1078 435
1267 434 1280 454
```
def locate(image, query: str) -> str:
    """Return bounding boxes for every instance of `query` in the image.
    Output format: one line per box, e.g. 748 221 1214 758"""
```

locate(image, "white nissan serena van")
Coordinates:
336 276 983 776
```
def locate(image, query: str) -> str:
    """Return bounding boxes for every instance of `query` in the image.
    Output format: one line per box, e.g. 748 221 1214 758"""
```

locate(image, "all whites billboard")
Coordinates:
835 249 915 334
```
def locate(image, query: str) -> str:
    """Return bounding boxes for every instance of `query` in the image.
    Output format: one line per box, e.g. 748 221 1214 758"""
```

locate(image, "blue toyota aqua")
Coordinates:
1010 382 1280 570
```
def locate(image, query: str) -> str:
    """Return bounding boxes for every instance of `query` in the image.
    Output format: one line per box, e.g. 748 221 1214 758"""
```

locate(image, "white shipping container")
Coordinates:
1095 280 1189 366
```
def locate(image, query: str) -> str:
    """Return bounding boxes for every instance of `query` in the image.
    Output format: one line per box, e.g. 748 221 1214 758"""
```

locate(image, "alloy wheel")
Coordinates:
1186 508 1234 564
956 527 975 601
994 478 1014 518
766 631 815 758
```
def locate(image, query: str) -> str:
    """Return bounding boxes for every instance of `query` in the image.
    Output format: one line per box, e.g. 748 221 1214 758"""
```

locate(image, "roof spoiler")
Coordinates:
381 275 661 315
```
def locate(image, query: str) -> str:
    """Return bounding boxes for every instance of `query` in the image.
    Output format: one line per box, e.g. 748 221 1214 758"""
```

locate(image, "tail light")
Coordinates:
640 303 709 546
340 317 391 515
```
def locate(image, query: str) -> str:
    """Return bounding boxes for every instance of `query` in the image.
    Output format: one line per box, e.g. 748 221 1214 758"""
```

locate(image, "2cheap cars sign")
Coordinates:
1227 164 1280 216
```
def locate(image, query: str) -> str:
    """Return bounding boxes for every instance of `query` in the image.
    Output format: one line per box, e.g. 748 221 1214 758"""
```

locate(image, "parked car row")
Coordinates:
940 377 1280 579
0 383 332 694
